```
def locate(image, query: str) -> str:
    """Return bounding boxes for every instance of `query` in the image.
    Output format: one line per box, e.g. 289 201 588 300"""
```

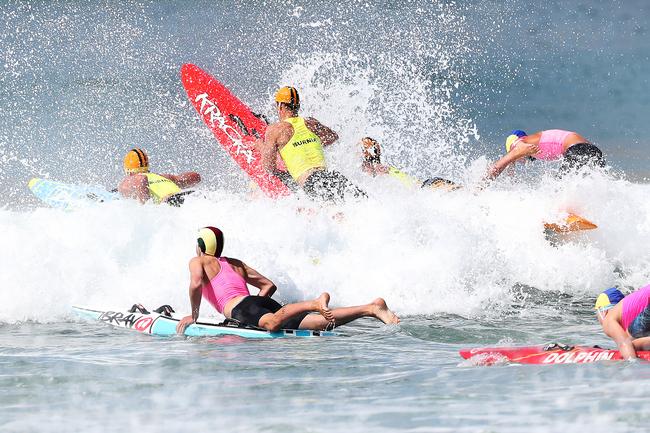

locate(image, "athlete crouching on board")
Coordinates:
360 137 459 190
594 285 650 360
118 148 201 206
176 226 400 334
487 129 605 180
256 86 366 203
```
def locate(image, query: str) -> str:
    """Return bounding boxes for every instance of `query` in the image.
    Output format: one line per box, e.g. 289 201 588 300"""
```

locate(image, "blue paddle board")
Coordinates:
28 178 118 210
72 305 337 339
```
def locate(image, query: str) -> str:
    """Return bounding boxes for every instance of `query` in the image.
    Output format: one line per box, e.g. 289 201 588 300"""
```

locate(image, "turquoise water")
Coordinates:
3 310 650 432
2 1 650 431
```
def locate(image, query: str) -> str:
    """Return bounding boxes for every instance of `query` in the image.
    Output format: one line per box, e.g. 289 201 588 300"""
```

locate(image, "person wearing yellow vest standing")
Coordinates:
118 148 201 205
257 86 366 203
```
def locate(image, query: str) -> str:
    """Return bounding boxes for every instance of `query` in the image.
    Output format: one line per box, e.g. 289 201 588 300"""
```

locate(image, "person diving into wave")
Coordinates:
360 137 459 190
487 129 606 180
118 148 201 206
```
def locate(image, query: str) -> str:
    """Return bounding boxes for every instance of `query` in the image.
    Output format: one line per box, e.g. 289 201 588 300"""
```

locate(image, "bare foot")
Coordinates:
314 292 334 322
371 298 400 324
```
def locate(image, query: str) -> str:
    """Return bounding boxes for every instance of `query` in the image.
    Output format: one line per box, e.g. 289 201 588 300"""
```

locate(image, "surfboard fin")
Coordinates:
153 305 175 317
129 304 150 314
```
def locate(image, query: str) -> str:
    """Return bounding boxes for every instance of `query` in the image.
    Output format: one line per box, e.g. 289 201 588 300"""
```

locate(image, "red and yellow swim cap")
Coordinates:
361 137 381 163
197 226 224 257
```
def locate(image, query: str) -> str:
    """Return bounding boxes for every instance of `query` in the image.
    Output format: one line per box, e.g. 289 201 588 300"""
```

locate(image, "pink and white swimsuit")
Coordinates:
534 129 573 160
201 257 250 314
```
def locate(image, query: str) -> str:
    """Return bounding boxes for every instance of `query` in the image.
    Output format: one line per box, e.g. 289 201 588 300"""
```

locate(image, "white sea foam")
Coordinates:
2 168 649 324
1 1 648 328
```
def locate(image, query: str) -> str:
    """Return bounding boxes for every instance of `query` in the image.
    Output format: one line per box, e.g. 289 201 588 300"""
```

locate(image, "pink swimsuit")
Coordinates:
201 257 250 314
535 129 573 160
621 285 650 332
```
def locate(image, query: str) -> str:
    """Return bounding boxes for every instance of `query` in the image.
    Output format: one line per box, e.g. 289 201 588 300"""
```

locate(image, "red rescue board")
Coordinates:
180 63 291 198
459 343 650 365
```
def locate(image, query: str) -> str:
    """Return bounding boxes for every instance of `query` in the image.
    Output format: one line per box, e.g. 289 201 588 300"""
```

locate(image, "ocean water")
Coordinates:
2 1 650 432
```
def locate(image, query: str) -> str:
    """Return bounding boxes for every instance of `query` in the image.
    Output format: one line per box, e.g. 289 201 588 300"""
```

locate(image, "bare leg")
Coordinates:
258 293 333 332
298 298 400 330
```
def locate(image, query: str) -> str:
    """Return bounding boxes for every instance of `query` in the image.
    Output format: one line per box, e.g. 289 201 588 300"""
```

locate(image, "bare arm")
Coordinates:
632 336 650 351
487 141 539 180
236 259 277 297
305 117 338 146
603 315 637 359
176 258 205 334
258 125 280 173
162 172 201 189
118 175 150 203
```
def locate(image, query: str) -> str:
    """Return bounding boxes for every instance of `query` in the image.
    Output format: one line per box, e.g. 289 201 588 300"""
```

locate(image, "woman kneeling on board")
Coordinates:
487 129 605 180
176 226 400 334
595 285 650 360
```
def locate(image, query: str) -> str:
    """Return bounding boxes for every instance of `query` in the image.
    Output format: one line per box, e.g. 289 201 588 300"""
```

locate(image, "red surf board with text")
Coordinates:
460 344 650 365
180 63 291 198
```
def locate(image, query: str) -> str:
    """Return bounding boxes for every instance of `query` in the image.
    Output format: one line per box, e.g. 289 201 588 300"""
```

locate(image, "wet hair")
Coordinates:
277 101 300 113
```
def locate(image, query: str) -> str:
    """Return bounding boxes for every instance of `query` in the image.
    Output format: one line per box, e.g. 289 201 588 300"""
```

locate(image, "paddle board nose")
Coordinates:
543 213 597 233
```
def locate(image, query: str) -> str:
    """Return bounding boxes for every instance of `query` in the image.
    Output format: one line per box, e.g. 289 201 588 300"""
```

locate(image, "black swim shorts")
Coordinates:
628 305 650 338
273 170 300 192
421 177 458 189
230 296 309 330
559 143 606 175
303 170 367 203
165 190 194 207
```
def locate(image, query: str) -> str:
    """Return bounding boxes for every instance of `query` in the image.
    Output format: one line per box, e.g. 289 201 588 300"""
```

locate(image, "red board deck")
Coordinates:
181 63 291 198
459 343 650 365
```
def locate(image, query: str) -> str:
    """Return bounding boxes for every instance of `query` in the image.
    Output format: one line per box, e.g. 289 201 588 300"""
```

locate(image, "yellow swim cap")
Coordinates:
197 226 224 257
123 148 149 174
505 135 520 153
275 86 300 109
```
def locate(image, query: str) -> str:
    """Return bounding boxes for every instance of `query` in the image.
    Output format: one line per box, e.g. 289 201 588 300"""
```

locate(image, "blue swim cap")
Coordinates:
511 130 527 138
594 287 625 311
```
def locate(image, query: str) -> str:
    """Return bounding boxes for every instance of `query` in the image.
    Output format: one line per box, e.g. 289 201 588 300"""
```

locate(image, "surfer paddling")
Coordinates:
176 226 400 334
487 129 605 180
360 137 458 190
118 148 201 206
256 86 366 203
594 286 650 360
